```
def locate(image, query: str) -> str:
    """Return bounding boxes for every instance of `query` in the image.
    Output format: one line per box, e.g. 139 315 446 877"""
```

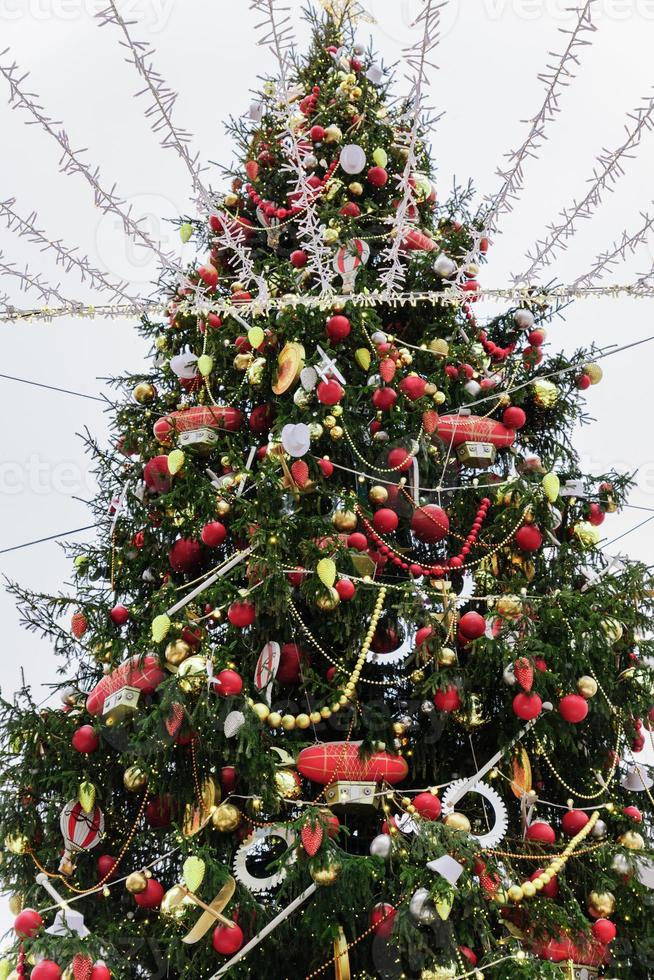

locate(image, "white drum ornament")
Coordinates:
233 825 297 893
333 239 370 294
339 144 367 175
441 779 508 849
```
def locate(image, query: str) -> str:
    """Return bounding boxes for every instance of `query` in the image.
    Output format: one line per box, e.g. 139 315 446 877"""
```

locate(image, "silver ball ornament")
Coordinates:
370 834 392 860
591 818 608 838
514 309 535 329
420 700 435 715
433 254 457 278
612 853 632 875
409 887 438 926
502 663 517 686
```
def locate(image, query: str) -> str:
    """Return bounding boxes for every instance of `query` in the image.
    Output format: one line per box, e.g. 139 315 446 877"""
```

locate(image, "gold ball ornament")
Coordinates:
316 588 340 612
332 510 358 532
8 894 23 915
275 769 302 800
454 694 488 731
211 803 242 833
619 831 645 851
252 702 270 721
165 638 193 667
577 676 598 699
532 379 559 408
4 833 29 855
133 382 156 404
495 595 522 618
437 647 458 667
216 498 231 516
588 890 616 917
310 858 342 886
126 871 148 895
329 425 344 441
428 338 449 357
444 812 471 833
177 656 208 694
583 362 603 385
369 485 389 506
602 618 624 644
348 181 364 196
123 766 148 792
573 521 601 548
161 884 192 920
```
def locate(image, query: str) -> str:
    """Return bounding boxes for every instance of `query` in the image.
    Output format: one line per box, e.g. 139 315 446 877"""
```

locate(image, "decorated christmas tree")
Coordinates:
2 3 654 979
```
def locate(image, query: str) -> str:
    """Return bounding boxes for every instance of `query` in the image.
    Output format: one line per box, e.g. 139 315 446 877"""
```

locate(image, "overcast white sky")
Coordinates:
0 0 653 937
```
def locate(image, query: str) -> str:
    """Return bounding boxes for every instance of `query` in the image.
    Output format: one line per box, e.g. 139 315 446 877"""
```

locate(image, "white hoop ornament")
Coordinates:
440 779 508 849
233 825 297 893
366 624 415 667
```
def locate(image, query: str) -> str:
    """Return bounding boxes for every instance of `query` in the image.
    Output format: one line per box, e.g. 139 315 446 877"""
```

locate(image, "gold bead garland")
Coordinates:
253 588 387 726
532 730 622 800
501 810 600 904
341 421 424 473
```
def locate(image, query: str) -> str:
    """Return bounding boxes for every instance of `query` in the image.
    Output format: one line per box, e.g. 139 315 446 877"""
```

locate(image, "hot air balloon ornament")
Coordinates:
59 799 105 875
333 239 370 294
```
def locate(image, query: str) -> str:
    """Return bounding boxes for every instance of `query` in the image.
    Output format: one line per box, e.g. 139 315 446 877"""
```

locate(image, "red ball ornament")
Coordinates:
624 805 642 822
412 792 442 820
134 878 165 909
503 406 527 429
221 766 238 795
326 315 351 342
372 387 398 412
348 532 368 551
559 694 589 723
434 686 461 713
513 692 543 721
31 962 62 980
169 537 202 573
373 508 399 534
387 447 413 472
411 504 450 543
370 903 396 938
212 669 243 697
290 249 308 268
399 375 427 401
458 611 486 640
576 373 592 390
277 643 309 685
212 922 244 955
227 601 256 628
514 524 543 553
318 458 334 477
145 796 173 828
14 908 43 938
90 966 112 980
316 379 345 405
530 868 559 898
97 854 118 880
201 522 227 548
367 166 389 188
309 125 326 142
336 578 356 602
340 202 361 217
143 455 172 493
71 725 100 754
109 604 129 625
198 263 218 290
415 626 433 647
588 503 605 526
249 404 274 434
592 919 617 944
526 820 556 844
561 809 590 836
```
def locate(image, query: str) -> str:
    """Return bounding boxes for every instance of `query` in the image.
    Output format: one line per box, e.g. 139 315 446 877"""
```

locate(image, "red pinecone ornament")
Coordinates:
379 357 396 383
514 657 534 692
72 954 94 980
479 870 500 896
422 410 439 434
301 821 324 856
291 460 310 487
165 702 185 737
71 612 88 639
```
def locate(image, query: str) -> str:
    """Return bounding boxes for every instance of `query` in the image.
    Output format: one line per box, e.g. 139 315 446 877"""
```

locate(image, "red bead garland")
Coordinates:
356 498 491 577
245 159 339 221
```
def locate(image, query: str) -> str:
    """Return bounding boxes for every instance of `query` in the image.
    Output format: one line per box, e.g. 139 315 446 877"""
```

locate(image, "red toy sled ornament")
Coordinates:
153 405 244 451
333 239 370 293
86 653 166 716
59 800 104 874
434 414 517 468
